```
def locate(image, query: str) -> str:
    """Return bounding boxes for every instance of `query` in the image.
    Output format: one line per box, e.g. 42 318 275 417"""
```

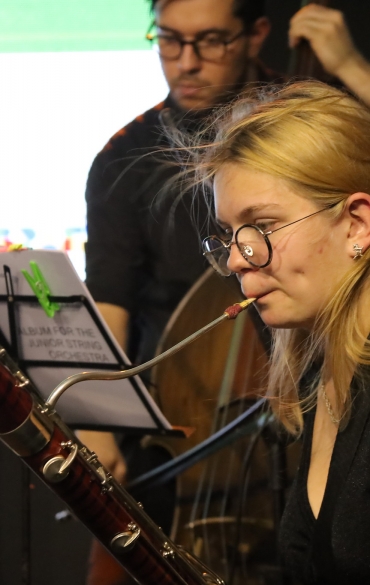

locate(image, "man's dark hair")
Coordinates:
148 0 266 29
233 0 266 28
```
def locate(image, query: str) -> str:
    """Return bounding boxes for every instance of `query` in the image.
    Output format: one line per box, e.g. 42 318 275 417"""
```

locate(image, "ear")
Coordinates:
246 17 271 59
345 192 370 259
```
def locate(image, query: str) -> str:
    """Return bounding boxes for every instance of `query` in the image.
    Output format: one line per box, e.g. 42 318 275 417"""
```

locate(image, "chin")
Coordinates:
172 91 217 113
260 314 312 331
255 305 304 330
177 98 211 113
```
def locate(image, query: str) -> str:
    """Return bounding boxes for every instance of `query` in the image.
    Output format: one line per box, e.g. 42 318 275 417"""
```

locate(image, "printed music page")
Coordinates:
0 249 172 432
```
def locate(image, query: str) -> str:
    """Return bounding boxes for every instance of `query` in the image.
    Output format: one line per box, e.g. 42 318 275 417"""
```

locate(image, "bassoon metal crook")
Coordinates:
45 298 256 411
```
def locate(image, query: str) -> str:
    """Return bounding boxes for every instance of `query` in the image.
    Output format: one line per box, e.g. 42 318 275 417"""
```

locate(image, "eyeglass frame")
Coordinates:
145 21 247 61
203 203 339 275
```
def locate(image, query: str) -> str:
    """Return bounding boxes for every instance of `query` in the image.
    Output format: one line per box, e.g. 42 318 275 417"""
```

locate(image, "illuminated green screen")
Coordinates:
0 0 152 53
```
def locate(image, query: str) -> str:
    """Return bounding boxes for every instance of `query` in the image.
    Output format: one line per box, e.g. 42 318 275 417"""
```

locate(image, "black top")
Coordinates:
279 378 370 584
85 95 211 362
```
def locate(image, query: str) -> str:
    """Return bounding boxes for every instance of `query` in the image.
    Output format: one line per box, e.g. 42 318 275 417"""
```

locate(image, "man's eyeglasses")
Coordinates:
146 23 246 61
202 203 338 277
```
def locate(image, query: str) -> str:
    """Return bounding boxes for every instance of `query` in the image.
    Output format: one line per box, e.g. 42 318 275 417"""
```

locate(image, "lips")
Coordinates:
253 293 270 302
175 84 203 96
238 273 274 299
243 289 274 302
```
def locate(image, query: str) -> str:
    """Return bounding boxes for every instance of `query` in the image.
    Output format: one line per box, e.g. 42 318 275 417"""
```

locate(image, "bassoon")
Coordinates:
0 298 255 585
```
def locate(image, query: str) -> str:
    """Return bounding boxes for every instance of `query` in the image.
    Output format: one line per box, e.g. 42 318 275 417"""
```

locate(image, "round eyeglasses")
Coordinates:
202 204 338 277
146 26 246 62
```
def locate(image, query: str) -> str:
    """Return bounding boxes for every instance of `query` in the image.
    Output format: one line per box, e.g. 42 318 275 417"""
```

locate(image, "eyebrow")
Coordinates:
156 25 232 38
216 203 283 228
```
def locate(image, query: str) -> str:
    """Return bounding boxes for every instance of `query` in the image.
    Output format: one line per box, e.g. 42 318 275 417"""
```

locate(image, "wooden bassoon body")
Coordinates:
0 346 224 585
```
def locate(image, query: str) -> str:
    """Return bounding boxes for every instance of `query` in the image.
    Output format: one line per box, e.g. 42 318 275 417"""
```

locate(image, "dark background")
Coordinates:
0 444 91 585
1 2 370 584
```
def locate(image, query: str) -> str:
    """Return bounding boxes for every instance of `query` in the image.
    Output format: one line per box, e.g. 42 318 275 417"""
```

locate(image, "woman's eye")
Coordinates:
217 225 231 238
255 218 281 232
225 231 235 243
255 221 272 232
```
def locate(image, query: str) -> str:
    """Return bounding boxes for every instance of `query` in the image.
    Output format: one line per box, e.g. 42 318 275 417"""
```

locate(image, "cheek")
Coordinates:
206 57 246 86
273 230 329 275
160 60 176 82
227 49 249 73
222 60 246 83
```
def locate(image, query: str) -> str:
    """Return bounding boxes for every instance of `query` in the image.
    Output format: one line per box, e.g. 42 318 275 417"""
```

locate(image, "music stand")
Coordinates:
0 249 187 436
0 249 187 584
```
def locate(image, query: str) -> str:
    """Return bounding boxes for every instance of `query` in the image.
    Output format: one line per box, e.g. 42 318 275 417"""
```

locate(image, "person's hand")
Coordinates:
78 430 127 484
289 4 359 79
289 4 370 107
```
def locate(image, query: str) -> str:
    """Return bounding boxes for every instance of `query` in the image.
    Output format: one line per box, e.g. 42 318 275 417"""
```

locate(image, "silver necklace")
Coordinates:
321 384 340 425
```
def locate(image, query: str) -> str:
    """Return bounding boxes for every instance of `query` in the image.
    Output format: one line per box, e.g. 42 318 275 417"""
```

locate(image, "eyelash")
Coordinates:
217 219 278 241
219 227 232 240
255 221 273 232
221 220 274 234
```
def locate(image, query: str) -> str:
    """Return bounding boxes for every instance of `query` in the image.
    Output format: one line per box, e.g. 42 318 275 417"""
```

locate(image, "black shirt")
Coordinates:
279 379 370 584
85 96 210 362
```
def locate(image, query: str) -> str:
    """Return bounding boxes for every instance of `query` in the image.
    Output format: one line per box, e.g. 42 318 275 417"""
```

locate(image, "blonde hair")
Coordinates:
192 81 370 434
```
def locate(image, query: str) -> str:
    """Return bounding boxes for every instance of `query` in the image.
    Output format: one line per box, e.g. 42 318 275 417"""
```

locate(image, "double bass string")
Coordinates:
203 309 250 574
228 425 267 585
187 314 243 549
218 312 263 581
188 307 258 579
218 309 257 522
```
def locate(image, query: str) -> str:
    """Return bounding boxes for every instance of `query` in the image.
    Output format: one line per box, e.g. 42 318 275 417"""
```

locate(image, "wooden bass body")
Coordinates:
0 347 223 585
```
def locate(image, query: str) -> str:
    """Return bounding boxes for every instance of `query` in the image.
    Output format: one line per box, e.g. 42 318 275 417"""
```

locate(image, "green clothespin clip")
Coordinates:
21 261 60 318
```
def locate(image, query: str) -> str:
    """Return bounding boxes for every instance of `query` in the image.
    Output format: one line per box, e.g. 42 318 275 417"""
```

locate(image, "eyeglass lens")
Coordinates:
204 226 270 275
156 36 226 60
236 226 270 267
203 237 232 276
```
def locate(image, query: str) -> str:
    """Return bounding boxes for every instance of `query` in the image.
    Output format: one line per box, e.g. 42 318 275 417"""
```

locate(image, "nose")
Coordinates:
227 242 255 275
177 42 202 73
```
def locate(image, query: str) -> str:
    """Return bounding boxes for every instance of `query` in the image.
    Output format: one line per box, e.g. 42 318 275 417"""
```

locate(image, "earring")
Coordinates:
353 244 363 259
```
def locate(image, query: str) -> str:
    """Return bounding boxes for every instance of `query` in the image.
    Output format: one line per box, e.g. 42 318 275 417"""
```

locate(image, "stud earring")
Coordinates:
353 244 363 259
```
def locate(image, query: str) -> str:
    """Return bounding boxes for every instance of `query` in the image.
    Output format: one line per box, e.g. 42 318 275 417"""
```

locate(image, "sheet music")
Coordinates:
0 249 172 431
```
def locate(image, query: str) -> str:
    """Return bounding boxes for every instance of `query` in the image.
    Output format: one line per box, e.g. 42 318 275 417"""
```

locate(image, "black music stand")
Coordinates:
0 250 186 585
0 250 186 436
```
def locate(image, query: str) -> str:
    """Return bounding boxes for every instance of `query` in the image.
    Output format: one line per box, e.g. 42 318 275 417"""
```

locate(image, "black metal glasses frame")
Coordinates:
203 203 339 275
145 21 246 61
